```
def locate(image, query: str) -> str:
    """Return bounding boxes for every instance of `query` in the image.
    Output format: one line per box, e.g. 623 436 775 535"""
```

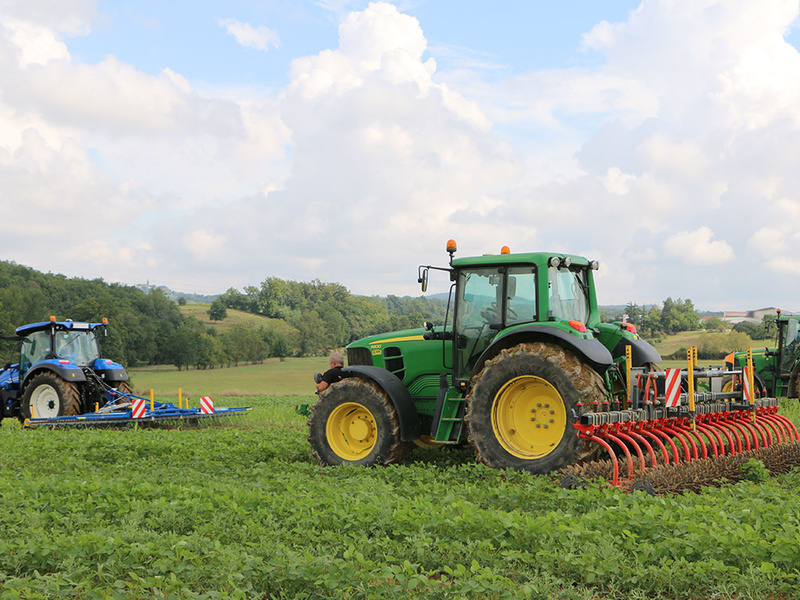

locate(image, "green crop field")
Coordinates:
3 363 800 599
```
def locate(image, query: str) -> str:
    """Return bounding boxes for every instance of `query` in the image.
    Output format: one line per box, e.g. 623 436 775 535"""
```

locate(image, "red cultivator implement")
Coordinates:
561 348 800 494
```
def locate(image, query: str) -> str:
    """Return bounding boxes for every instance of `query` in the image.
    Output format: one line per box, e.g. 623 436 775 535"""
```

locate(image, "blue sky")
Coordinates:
3 0 800 310
66 1 643 86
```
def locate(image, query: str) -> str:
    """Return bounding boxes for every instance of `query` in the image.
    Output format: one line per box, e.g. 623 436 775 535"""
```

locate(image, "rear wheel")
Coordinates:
790 369 800 399
465 342 606 474
21 372 81 420
307 378 409 466
112 381 133 395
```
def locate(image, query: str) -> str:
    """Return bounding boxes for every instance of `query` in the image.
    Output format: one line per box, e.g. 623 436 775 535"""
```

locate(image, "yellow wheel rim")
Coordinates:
326 402 377 460
491 375 566 459
722 379 735 393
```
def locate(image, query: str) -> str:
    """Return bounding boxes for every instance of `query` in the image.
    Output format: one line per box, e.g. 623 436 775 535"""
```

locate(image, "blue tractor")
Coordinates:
0 318 131 424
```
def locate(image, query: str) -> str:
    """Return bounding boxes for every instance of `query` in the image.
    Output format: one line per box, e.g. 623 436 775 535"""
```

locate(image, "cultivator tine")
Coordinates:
562 346 800 494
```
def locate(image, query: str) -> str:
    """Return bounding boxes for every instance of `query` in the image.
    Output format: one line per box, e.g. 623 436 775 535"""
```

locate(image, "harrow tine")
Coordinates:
773 413 800 441
716 420 743 453
695 423 721 456
677 423 707 458
629 431 659 467
766 416 785 443
606 433 636 478
651 428 681 464
579 433 620 486
639 428 671 464
730 418 757 450
617 432 647 473
663 425 694 461
762 413 788 443
750 418 773 447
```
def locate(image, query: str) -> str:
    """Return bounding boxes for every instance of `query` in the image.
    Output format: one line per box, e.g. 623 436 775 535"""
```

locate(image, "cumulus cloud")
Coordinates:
663 227 735 265
218 18 279 51
3 0 800 310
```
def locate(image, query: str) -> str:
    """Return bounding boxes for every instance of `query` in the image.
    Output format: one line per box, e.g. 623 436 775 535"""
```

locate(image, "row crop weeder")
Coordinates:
23 386 251 429
560 346 800 494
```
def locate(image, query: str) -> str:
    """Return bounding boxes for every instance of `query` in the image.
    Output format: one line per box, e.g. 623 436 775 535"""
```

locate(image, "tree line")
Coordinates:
0 261 446 370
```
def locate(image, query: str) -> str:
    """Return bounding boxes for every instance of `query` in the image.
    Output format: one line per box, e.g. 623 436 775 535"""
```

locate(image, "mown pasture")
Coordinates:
2 364 800 599
127 357 329 398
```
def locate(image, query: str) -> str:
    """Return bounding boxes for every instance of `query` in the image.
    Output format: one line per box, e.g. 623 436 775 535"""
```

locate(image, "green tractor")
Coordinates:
304 241 661 473
724 310 800 398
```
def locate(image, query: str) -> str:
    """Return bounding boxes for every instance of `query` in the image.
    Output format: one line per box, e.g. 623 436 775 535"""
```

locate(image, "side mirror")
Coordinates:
418 267 429 293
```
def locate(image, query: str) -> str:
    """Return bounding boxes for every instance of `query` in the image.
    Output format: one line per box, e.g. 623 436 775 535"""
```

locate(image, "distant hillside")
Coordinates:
135 284 217 304
179 303 290 334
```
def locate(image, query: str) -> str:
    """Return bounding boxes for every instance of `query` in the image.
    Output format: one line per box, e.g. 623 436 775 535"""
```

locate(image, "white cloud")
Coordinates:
4 0 800 310
663 227 735 265
217 18 279 52
603 166 636 195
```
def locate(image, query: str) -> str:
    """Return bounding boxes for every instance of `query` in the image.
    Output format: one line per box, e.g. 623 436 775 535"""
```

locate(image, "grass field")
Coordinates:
4 354 800 598
128 357 328 398
178 304 280 334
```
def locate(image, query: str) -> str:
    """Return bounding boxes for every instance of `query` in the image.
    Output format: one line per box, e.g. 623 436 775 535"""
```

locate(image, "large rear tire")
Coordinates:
113 381 133 395
786 365 800 398
307 378 409 466
465 342 606 474
21 372 81 420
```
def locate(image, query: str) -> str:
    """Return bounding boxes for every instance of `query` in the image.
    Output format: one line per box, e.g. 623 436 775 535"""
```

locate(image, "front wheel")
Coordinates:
307 378 408 466
465 342 606 474
21 372 81 420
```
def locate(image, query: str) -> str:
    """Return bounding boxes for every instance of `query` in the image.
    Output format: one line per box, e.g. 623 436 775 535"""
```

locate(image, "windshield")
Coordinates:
782 318 800 372
54 330 100 366
548 266 590 323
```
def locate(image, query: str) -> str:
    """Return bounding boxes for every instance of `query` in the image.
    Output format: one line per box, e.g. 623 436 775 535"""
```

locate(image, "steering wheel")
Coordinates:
480 303 499 322
480 302 518 322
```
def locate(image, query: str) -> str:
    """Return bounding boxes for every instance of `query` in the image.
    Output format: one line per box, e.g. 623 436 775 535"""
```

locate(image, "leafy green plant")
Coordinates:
2 396 800 599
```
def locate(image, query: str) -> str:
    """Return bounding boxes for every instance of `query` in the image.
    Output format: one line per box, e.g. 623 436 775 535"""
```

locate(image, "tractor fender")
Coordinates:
611 337 662 366
22 362 87 388
471 325 614 381
342 365 421 442
92 362 129 383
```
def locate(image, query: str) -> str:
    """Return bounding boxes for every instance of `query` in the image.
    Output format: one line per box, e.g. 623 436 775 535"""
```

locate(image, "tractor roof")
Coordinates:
451 251 591 268
15 321 103 336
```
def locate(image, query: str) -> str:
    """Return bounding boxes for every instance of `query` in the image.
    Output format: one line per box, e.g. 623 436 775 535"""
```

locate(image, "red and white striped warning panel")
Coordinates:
743 366 753 401
665 368 682 407
200 396 214 414
132 397 146 419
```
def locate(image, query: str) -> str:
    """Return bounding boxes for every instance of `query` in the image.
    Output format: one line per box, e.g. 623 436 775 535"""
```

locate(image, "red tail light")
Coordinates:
621 322 637 334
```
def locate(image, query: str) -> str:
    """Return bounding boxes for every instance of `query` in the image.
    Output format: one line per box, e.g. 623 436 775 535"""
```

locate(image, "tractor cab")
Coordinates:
448 250 601 383
16 319 105 381
726 310 800 398
778 315 800 374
